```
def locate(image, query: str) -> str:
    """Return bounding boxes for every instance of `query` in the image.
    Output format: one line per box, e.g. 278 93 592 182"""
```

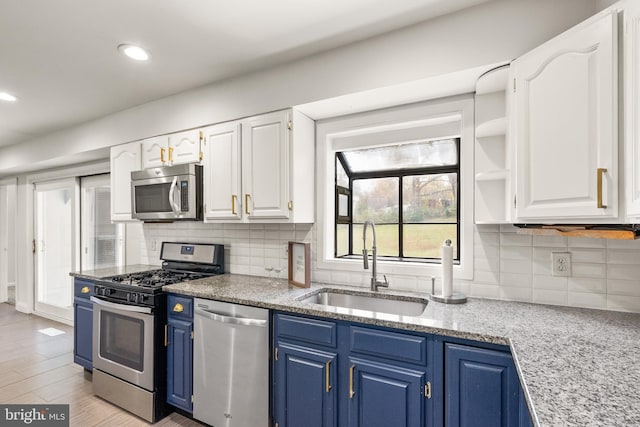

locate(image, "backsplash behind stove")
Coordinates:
135 222 640 313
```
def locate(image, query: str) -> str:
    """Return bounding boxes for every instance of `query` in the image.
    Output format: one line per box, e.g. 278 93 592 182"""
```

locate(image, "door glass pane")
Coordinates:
402 173 458 223
35 180 75 312
81 175 123 270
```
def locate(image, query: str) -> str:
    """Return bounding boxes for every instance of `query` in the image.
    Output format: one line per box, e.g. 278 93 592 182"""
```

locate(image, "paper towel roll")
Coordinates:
441 240 453 297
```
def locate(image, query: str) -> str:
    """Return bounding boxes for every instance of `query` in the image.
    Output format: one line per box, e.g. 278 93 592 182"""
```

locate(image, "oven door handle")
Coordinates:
168 176 181 215
195 308 267 327
90 296 153 314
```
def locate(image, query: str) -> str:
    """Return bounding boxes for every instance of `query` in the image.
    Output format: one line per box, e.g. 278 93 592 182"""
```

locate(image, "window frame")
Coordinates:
335 138 461 261
316 95 474 280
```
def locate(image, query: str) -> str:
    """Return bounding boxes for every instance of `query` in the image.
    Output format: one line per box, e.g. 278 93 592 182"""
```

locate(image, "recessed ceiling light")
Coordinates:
117 44 150 61
0 92 17 102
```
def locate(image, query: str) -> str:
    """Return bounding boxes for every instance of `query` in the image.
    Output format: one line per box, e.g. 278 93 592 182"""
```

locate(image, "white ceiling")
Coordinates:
0 0 491 148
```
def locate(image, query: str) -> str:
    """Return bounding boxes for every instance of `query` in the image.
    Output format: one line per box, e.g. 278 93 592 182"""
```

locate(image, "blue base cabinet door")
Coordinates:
167 294 193 412
73 278 94 370
73 297 93 369
347 357 426 427
274 341 337 427
445 343 520 427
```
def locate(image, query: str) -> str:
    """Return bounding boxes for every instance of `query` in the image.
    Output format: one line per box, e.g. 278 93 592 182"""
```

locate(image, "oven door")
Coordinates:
91 296 155 391
131 174 196 221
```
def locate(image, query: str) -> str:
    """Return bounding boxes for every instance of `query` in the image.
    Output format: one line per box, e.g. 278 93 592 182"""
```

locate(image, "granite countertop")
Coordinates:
70 264 159 280
163 273 640 427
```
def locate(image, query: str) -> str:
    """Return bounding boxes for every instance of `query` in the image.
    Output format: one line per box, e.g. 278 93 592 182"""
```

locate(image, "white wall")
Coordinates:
0 0 596 177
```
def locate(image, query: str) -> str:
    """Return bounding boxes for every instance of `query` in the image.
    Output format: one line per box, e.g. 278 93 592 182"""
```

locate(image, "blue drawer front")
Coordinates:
275 313 337 348
168 294 193 319
349 326 427 365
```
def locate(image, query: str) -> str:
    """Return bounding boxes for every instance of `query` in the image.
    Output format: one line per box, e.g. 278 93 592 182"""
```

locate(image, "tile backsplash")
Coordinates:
137 222 640 313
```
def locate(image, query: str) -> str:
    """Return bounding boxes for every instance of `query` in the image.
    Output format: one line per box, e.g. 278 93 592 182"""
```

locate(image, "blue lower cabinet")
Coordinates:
274 341 337 427
166 317 193 412
73 278 94 370
347 357 426 427
519 388 533 427
73 297 93 370
167 294 194 412
445 343 520 427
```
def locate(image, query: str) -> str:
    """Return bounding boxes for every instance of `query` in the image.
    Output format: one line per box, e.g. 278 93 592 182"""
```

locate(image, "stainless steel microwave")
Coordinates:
131 163 203 221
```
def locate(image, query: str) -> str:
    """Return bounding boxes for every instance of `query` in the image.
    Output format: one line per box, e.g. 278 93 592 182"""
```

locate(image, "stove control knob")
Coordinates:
132 293 139 303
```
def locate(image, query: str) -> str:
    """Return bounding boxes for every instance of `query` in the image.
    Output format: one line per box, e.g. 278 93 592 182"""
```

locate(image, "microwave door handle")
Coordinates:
168 176 180 215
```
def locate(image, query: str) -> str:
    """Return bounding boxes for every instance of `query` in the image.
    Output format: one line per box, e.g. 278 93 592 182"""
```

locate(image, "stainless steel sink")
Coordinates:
299 290 428 316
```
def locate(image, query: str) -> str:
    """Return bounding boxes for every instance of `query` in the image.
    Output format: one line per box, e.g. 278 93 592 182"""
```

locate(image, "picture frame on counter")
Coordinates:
288 241 310 288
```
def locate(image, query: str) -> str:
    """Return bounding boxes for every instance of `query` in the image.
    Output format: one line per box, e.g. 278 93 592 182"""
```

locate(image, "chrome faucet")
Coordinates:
362 220 389 291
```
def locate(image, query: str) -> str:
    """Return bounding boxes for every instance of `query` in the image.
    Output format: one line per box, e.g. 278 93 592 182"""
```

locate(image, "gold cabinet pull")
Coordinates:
349 365 355 398
231 194 237 215
424 381 431 399
245 194 250 215
325 361 332 393
597 168 607 209
164 324 169 347
173 303 184 313
81 286 90 294
160 148 166 163
168 147 174 163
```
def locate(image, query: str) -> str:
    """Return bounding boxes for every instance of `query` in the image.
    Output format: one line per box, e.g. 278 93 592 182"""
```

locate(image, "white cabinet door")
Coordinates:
626 2 640 220
242 111 291 219
141 136 169 169
169 130 201 166
110 142 141 221
203 122 242 221
512 11 618 221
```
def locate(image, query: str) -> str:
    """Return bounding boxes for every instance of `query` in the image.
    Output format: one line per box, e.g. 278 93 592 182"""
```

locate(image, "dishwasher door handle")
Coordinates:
195 308 268 327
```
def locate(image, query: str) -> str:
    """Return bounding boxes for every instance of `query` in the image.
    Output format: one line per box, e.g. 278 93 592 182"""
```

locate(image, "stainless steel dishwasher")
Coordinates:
193 298 269 427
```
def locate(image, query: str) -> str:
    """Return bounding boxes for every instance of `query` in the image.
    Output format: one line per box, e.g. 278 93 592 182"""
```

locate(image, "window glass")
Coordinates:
342 139 457 173
402 173 457 223
403 224 458 258
352 224 400 257
336 224 349 257
336 157 349 187
353 178 399 223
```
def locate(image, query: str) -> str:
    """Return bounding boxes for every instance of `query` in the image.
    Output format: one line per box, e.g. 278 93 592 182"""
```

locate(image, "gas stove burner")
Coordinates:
106 269 213 288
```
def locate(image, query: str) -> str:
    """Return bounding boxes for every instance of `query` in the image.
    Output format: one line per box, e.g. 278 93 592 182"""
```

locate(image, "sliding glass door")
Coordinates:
80 175 124 270
34 178 79 322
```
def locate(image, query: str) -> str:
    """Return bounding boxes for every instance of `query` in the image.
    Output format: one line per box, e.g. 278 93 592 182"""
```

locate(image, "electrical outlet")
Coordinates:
551 252 571 277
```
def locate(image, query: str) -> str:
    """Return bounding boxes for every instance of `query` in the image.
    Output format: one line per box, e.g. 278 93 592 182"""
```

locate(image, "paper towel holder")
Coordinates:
429 276 467 304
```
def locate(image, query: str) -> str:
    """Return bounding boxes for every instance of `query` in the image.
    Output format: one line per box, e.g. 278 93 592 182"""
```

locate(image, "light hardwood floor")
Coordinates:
0 303 203 426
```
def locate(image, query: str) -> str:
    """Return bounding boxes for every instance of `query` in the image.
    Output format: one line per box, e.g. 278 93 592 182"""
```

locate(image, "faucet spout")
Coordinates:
363 220 389 291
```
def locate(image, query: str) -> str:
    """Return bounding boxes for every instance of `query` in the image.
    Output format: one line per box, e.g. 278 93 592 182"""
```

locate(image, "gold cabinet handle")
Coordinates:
425 381 431 399
325 361 332 393
245 194 250 215
81 286 90 294
164 324 169 347
160 147 166 163
597 168 607 209
173 303 184 313
349 365 355 398
231 194 237 215
168 147 174 163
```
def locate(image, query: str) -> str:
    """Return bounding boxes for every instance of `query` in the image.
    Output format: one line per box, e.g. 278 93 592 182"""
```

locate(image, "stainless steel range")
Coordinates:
91 242 224 423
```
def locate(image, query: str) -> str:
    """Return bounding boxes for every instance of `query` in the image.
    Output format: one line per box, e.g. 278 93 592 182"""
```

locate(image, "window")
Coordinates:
316 95 474 279
335 138 460 261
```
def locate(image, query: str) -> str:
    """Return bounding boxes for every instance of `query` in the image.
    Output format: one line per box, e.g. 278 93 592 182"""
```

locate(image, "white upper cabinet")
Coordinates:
242 111 291 220
626 1 640 220
202 122 242 221
141 132 201 169
141 136 169 169
110 141 141 222
202 109 315 223
511 10 618 222
169 130 202 165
